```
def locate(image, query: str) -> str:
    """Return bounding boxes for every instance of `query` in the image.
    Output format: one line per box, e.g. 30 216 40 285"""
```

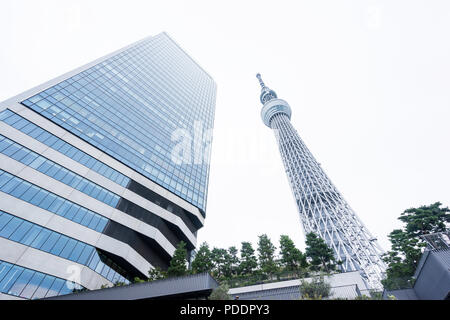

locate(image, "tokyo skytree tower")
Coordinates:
257 73 386 289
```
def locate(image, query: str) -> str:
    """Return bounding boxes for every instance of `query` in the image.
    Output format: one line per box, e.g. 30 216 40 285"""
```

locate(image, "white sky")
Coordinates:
1 0 449 254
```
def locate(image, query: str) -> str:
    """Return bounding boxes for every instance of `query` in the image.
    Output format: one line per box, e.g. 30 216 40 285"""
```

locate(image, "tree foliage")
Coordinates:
305 232 336 272
238 241 258 276
148 266 167 282
208 284 231 300
225 246 239 278
167 241 188 277
257 234 279 277
299 275 331 300
191 242 213 274
382 202 450 289
279 234 307 276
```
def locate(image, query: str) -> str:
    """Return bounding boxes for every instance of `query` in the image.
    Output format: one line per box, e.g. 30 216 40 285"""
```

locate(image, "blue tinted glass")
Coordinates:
59 239 77 259
47 197 65 212
2 143 21 157
21 225 42 246
40 193 57 210
31 275 54 299
29 189 49 206
50 235 69 256
45 278 64 298
30 229 52 249
78 246 94 265
72 207 88 224
40 233 60 252
96 217 108 232
0 214 13 231
17 33 215 211
55 201 71 216
0 217 22 238
8 269 34 297
20 272 44 299
19 184 39 202
88 251 100 270
0 265 24 293
9 180 31 198
69 242 85 262
64 204 80 220
0 172 12 188
1 177 21 194
87 215 100 230
80 211 94 227
28 156 45 169
0 139 12 152
0 262 13 283
59 281 75 296
9 220 33 242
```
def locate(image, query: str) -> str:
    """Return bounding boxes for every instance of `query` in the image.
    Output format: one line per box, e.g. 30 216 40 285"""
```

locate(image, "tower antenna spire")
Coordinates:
256 73 277 104
256 73 266 89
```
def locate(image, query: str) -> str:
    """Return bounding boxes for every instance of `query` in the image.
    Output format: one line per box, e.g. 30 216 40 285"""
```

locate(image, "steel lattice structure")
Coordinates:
257 74 386 289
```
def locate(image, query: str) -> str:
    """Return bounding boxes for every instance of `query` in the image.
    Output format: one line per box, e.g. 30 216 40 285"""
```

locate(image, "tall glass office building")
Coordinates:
0 32 216 299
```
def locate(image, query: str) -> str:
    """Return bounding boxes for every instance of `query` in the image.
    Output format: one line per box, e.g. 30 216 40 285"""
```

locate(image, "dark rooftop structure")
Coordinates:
44 272 218 300
383 231 450 300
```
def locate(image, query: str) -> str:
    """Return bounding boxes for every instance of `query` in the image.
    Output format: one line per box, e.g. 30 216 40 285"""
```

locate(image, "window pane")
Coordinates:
69 242 85 262
30 229 52 250
59 239 77 260
78 246 94 265
0 265 24 294
80 210 94 227
20 185 40 202
87 215 100 230
40 193 57 210
64 204 80 220
88 251 100 270
0 262 13 283
1 178 22 194
55 201 71 216
21 225 42 246
9 220 33 242
29 189 49 206
0 217 22 238
8 269 34 297
50 235 69 256
40 232 60 252
44 278 64 298
20 272 44 299
95 217 108 232
32 275 54 299
9 181 31 198
0 213 13 232
72 207 88 224
45 197 63 213
0 173 12 188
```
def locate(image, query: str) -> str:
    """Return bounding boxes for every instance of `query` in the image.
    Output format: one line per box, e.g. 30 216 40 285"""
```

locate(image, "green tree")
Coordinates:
223 246 239 279
305 232 336 272
257 234 278 278
211 247 228 279
167 241 188 277
191 242 214 274
208 284 231 300
299 275 331 300
238 242 258 276
382 202 450 289
399 202 450 237
279 235 308 276
133 277 146 283
148 266 166 281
